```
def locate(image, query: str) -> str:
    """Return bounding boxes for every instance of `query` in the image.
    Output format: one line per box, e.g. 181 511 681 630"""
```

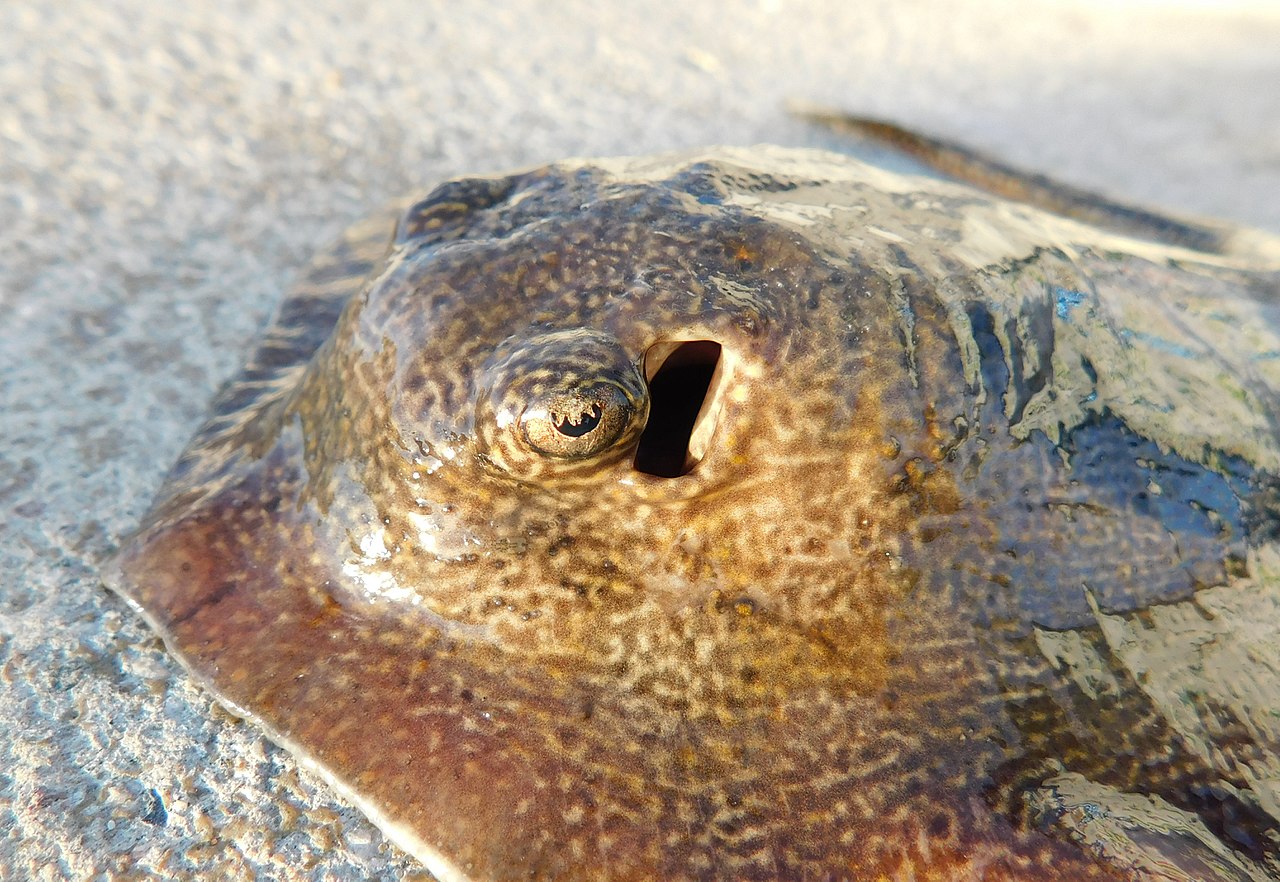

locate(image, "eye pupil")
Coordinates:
520 381 635 461
552 403 602 438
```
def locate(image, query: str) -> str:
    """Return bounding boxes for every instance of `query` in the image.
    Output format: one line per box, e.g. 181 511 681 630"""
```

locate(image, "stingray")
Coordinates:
104 116 1280 881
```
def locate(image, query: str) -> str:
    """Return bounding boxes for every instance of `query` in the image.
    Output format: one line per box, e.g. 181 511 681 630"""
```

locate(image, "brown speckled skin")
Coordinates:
106 146 1280 881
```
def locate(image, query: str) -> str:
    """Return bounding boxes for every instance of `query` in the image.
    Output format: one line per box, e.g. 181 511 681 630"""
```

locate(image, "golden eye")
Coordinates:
521 384 635 459
475 329 648 477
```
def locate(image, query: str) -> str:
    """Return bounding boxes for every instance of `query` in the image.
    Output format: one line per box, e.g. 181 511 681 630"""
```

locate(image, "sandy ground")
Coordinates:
3 1 1279 879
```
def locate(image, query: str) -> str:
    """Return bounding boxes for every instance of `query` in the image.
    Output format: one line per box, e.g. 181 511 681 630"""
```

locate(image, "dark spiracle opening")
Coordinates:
634 340 722 478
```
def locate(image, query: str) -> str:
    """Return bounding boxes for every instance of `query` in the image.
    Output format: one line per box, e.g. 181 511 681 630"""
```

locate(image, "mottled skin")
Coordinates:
105 133 1280 881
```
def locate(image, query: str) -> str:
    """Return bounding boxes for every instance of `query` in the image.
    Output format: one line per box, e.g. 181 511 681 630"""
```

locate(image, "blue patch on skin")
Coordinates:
1054 287 1086 319
1119 329 1200 360
996 414 1249 628
667 165 725 205
140 787 168 826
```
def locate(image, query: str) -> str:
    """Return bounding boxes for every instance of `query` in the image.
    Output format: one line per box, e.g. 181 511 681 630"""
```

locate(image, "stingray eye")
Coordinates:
522 384 634 459
477 329 649 477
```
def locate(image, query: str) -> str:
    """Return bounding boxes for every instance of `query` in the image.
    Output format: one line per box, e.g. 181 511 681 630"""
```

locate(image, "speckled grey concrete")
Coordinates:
2 1 1279 879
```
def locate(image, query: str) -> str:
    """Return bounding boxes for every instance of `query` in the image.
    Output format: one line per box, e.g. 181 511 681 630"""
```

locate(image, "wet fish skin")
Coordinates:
105 136 1280 881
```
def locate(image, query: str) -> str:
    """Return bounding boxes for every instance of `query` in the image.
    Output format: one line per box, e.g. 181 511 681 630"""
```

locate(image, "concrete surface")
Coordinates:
2 0 1279 879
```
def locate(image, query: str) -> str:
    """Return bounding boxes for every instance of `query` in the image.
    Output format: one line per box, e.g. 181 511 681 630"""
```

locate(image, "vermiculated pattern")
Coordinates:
106 146 1280 881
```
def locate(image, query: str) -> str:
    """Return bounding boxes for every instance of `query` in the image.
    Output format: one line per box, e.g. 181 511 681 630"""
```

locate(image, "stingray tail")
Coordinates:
791 103 1242 257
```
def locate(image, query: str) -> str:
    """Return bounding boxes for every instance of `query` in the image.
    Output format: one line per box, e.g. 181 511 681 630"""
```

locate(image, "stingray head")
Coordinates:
107 156 1168 881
